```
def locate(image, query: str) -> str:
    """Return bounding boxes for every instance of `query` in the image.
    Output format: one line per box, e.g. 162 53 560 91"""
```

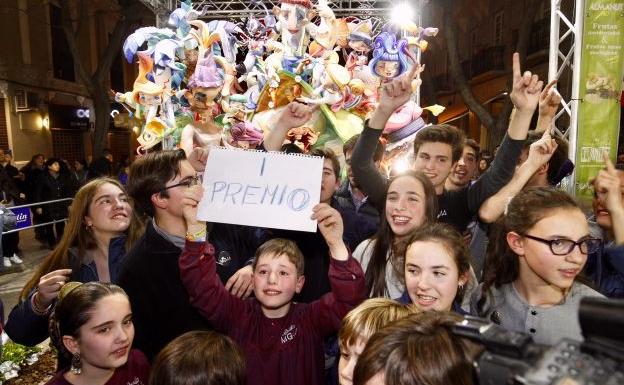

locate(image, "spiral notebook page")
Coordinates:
197 147 323 232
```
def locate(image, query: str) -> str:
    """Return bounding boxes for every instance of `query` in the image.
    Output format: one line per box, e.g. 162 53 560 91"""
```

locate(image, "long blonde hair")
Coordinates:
20 178 144 300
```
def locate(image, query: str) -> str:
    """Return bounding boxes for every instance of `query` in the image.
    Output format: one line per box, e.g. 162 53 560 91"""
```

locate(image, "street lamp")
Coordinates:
390 2 415 26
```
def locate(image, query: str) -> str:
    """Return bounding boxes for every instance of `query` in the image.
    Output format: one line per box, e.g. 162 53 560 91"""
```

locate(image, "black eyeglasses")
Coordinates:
522 234 601 255
161 175 201 192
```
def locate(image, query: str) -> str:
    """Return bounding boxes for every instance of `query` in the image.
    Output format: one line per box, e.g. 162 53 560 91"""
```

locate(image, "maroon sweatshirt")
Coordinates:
179 241 366 385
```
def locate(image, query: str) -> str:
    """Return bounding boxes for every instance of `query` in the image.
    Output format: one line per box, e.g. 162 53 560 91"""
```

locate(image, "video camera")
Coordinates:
454 297 624 385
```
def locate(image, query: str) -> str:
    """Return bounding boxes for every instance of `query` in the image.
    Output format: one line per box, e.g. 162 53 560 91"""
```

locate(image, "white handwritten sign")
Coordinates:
197 147 323 232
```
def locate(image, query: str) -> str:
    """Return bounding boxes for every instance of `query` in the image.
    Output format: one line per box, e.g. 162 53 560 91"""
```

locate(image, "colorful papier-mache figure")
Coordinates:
345 20 375 81
179 21 237 156
369 32 412 83
179 49 228 155
114 0 446 164
116 52 174 153
237 1 277 111
264 0 336 87
224 121 265 150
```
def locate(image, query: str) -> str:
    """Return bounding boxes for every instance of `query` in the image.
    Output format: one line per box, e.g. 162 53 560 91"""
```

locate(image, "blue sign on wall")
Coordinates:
12 207 32 229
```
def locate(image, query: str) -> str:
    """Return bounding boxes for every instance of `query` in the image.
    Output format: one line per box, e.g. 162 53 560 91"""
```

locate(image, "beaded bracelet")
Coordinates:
31 291 52 316
186 227 207 242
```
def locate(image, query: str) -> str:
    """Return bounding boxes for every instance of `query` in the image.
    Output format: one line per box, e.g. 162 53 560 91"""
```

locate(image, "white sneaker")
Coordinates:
3 257 11 268
9 254 22 264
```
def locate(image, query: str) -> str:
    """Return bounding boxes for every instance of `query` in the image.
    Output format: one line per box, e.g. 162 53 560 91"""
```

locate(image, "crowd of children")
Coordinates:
1 51 622 385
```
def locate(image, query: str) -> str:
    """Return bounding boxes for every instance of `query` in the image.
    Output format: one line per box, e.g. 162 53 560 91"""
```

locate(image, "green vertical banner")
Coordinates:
575 0 624 201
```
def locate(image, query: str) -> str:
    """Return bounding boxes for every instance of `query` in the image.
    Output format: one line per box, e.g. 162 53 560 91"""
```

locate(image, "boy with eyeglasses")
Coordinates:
119 149 260 360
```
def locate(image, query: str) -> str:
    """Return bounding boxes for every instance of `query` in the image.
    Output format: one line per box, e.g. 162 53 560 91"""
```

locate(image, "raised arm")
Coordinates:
535 80 562 133
5 268 72 345
479 129 558 223
309 203 366 335
595 154 624 244
350 125 387 208
312 203 349 261
178 184 248 333
463 53 544 213
351 65 421 208
262 102 317 151
507 53 544 140
5 294 53 346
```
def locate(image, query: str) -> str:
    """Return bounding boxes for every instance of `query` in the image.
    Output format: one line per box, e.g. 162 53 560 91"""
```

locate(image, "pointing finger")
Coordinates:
541 79 558 99
603 152 616 174
512 52 521 83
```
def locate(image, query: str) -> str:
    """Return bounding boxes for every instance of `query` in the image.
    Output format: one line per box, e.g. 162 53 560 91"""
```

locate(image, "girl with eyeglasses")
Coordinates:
473 187 604 345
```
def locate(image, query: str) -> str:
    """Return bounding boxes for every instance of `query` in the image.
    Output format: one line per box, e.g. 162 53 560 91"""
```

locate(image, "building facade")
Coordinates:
0 0 149 167
421 0 551 149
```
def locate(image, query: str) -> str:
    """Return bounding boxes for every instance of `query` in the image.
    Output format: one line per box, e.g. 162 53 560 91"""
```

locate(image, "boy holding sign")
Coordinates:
179 181 367 385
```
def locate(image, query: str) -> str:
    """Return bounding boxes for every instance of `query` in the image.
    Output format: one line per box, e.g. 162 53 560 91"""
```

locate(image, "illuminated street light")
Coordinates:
390 2 415 26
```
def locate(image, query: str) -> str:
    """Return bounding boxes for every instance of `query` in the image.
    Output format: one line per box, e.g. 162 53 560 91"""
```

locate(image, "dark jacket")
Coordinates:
0 166 21 204
208 223 261 283
179 240 366 385
88 157 113 180
5 236 127 346
35 172 74 220
351 124 524 232
584 242 624 298
20 165 45 203
117 221 213 361
333 183 379 249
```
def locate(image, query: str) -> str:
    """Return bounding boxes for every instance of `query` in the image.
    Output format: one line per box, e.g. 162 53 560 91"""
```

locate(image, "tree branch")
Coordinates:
74 0 88 40
491 0 540 144
94 3 145 83
59 1 94 90
442 6 496 131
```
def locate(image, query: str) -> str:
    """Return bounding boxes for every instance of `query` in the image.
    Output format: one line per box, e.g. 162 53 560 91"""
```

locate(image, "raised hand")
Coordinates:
188 147 209 172
539 80 562 120
510 52 544 113
276 102 317 131
312 203 344 245
225 265 254 299
376 63 422 116
595 153 623 215
311 203 349 261
36 269 73 309
181 184 205 227
526 129 558 170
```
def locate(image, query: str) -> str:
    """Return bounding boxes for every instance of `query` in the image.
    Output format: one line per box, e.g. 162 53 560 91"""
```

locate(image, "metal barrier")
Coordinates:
1 198 73 235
